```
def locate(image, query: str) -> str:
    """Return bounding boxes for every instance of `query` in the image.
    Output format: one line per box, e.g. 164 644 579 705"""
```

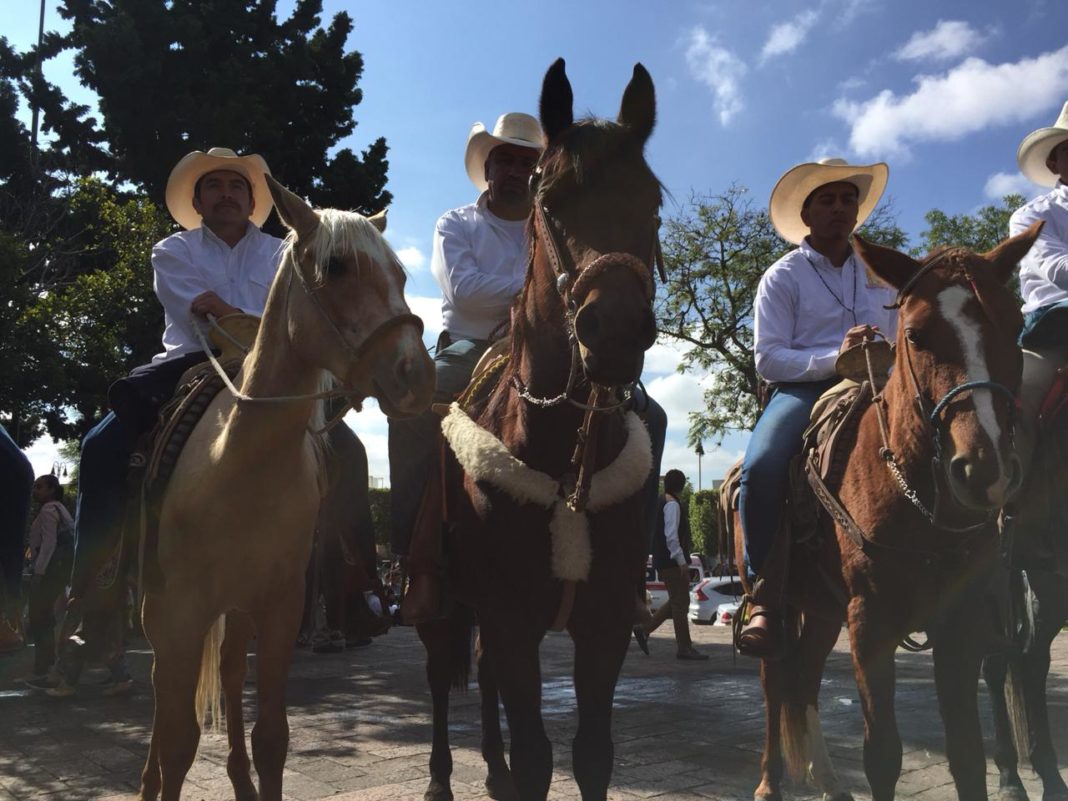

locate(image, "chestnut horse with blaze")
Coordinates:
418 59 662 801
733 225 1043 801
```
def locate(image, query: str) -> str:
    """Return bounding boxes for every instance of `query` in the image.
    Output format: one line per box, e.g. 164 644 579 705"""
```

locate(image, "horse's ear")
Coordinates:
367 209 387 233
982 220 1044 285
853 234 919 290
540 57 573 142
618 63 655 145
266 174 319 239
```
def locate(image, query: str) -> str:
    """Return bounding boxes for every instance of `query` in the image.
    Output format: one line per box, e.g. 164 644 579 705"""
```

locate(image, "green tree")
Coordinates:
688 489 719 559
657 186 907 445
53 0 391 214
913 195 1026 256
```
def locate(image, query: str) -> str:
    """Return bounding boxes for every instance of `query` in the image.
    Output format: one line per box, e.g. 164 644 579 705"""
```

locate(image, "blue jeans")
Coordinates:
387 337 489 556
739 380 836 574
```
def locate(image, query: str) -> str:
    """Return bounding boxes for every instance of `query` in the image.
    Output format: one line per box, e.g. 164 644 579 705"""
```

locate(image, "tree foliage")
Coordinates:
54 0 391 214
0 1 391 445
913 195 1026 256
657 187 908 444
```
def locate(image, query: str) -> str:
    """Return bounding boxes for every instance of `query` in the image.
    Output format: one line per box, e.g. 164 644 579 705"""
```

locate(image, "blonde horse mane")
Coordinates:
281 208 397 286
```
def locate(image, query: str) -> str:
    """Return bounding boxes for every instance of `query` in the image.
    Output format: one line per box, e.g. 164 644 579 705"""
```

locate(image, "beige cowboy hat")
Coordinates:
769 157 889 245
464 112 545 192
1017 101 1068 188
165 147 273 230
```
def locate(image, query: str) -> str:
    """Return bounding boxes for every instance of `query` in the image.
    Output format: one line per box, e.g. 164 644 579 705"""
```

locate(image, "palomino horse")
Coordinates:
733 226 1043 801
418 58 661 801
137 178 434 801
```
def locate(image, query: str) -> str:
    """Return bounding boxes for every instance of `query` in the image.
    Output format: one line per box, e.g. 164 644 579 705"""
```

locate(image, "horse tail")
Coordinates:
1005 656 1031 765
779 699 810 782
195 614 226 732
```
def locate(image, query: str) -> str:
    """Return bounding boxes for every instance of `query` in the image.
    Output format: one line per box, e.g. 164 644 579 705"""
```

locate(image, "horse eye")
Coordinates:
326 256 345 277
904 327 922 346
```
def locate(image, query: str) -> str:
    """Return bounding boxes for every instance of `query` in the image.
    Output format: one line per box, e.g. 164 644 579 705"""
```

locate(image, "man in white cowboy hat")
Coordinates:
32 148 283 696
1009 101 1068 472
387 112 544 621
735 157 898 660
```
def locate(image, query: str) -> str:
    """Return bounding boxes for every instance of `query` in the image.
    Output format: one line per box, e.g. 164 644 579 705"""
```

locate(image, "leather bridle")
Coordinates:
873 250 1018 531
510 164 665 413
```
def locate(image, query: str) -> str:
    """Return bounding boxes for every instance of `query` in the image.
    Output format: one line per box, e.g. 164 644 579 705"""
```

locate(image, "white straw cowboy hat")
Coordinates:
464 112 545 192
769 157 889 246
1017 101 1068 188
165 147 273 230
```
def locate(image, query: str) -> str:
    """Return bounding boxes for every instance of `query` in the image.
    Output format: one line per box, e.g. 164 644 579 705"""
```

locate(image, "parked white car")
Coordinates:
645 555 705 613
689 575 746 624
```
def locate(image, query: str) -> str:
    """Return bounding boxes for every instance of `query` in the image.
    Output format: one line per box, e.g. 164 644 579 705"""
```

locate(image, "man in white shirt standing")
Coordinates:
48 149 283 696
1009 102 1068 471
634 469 707 660
388 113 544 620
736 158 897 660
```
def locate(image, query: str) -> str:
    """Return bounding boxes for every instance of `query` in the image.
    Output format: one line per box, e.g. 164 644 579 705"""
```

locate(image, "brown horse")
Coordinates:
732 226 1042 801
137 179 434 801
419 58 661 801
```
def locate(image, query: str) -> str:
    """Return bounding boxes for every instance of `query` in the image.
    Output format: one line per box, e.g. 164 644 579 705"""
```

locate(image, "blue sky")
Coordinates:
9 0 1068 490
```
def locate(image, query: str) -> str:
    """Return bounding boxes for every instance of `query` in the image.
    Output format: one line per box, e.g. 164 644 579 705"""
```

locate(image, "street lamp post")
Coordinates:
695 441 705 491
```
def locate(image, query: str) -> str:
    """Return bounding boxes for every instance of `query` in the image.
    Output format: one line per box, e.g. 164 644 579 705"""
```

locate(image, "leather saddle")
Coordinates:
129 314 259 590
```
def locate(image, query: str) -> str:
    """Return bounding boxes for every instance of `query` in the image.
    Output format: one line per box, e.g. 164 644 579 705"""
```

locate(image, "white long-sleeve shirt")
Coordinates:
754 238 898 384
1011 183 1068 313
663 498 687 567
28 501 74 576
431 193 529 341
151 223 284 362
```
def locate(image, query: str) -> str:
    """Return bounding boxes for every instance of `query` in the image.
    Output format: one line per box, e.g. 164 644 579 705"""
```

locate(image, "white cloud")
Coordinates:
684 26 748 125
833 44 1068 159
983 171 1045 200
806 138 845 163
643 338 691 376
760 10 819 63
894 20 987 63
838 76 867 93
405 294 443 340
395 245 427 272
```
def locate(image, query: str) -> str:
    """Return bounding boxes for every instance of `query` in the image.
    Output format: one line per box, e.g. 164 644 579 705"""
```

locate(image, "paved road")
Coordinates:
1 621 1066 800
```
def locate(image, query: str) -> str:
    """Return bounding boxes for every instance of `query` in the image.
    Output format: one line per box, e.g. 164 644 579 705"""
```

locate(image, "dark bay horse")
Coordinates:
418 58 661 801
733 226 1043 801
983 407 1068 801
983 569 1068 801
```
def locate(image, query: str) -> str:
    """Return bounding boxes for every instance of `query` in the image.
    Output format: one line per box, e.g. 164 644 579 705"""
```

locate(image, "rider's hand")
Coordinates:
190 291 240 320
839 324 878 355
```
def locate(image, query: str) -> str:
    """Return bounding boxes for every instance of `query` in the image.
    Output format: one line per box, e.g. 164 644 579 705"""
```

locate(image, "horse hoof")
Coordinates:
486 770 520 801
998 788 1029 801
1041 790 1068 801
755 789 782 801
823 792 854 801
424 778 454 801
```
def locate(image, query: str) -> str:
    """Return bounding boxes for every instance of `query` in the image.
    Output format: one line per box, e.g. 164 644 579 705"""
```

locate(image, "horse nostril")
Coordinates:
950 455 971 488
574 304 599 345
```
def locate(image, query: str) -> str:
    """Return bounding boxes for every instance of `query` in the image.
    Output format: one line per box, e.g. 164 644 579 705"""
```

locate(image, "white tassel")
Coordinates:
550 501 592 581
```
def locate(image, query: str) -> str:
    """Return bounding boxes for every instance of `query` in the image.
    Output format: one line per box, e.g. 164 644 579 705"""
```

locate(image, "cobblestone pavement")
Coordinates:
1 621 1066 800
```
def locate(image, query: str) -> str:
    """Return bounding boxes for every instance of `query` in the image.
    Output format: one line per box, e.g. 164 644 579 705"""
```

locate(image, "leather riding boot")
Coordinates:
399 435 446 626
736 529 790 661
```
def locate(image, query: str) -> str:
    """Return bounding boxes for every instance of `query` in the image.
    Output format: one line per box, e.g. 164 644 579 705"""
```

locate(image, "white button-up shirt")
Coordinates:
1011 183 1068 314
754 238 898 384
151 223 284 362
431 193 529 341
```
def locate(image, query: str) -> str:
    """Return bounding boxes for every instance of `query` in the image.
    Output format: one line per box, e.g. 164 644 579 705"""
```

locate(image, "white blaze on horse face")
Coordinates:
938 285 1007 492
